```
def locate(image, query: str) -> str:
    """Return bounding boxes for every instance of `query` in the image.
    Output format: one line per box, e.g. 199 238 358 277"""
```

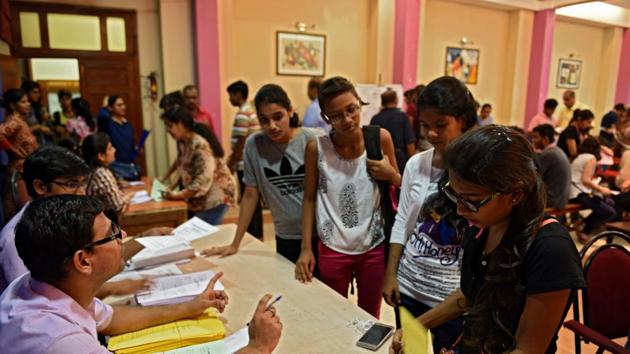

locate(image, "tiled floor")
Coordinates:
222 206 627 352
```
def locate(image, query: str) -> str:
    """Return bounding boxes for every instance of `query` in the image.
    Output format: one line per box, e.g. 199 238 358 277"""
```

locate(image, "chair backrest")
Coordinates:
581 233 630 339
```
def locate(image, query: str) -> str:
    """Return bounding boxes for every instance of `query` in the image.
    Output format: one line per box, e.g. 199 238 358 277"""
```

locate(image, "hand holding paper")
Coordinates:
399 306 433 354
186 272 229 316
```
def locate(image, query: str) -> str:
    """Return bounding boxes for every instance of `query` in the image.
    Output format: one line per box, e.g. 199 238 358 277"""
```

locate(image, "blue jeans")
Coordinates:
194 204 230 225
394 292 463 353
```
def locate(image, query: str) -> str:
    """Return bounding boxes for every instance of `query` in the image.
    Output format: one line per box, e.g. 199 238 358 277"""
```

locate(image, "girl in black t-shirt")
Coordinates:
391 125 585 353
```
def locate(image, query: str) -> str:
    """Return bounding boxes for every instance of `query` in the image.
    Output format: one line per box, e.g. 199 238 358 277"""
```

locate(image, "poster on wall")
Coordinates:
276 31 326 77
355 84 404 126
556 58 582 89
445 47 479 85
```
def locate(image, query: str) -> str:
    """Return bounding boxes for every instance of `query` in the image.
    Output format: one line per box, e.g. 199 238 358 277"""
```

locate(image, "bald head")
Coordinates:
563 90 576 108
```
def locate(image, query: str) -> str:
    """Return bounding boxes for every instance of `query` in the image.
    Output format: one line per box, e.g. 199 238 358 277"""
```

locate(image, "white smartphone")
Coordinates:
356 322 395 351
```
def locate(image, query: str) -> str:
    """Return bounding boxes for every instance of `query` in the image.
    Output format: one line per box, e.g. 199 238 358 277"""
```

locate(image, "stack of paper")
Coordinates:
130 191 152 205
172 217 219 241
131 236 195 269
151 179 168 201
136 270 224 306
108 309 226 354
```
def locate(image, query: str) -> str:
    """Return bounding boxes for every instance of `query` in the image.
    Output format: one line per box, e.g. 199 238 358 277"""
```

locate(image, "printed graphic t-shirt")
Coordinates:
243 128 321 240
396 167 463 307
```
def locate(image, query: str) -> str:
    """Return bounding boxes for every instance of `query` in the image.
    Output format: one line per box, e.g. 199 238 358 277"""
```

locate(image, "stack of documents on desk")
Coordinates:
131 236 195 269
136 270 224 306
172 217 219 241
130 190 152 205
108 309 226 354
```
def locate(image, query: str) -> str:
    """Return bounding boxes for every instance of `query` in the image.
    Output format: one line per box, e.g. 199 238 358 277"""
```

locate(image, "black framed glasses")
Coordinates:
441 181 500 213
50 179 87 191
83 222 123 249
322 103 361 123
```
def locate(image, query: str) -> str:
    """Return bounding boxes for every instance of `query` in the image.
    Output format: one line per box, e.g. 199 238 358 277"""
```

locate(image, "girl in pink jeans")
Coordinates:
295 77 401 318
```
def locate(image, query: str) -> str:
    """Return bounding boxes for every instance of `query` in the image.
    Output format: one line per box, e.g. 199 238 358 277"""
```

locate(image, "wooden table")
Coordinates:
169 224 388 353
120 177 188 236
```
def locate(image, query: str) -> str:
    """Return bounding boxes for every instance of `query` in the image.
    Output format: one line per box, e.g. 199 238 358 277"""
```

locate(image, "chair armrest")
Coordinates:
563 320 630 354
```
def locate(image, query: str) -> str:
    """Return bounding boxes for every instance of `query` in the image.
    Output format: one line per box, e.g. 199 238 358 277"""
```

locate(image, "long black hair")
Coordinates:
71 97 96 131
81 133 111 168
418 76 479 239
1 88 27 113
444 125 546 352
162 106 224 158
254 84 300 128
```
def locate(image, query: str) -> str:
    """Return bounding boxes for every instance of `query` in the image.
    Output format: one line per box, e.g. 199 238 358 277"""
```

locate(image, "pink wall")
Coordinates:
524 10 555 128
615 28 630 104
393 0 420 90
194 0 222 139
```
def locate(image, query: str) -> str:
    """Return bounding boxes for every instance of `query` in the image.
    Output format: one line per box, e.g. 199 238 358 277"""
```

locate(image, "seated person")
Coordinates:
83 133 134 218
0 195 281 354
532 124 571 210
0 146 169 295
557 109 594 160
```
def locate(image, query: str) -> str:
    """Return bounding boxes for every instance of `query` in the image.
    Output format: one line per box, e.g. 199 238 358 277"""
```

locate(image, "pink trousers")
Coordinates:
317 240 386 318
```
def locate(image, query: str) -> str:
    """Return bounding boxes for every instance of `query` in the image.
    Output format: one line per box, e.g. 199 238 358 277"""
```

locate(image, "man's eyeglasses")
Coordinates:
51 180 87 191
322 103 361 123
441 181 500 213
83 222 123 249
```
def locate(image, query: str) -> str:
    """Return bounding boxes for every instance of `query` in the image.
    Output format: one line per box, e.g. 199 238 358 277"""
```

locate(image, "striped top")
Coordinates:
230 103 259 171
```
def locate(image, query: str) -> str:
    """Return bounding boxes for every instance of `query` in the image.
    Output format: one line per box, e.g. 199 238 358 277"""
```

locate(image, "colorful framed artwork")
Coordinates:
444 47 479 85
276 31 326 77
556 58 582 89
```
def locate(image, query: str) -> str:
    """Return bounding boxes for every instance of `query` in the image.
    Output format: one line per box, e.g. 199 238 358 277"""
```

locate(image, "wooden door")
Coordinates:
79 57 145 172
0 54 20 92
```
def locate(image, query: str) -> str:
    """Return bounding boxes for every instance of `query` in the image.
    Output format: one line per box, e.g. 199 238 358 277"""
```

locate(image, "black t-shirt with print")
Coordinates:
459 220 586 353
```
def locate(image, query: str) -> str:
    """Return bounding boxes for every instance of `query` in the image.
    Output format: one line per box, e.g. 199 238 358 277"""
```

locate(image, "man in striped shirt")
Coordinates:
226 81 263 238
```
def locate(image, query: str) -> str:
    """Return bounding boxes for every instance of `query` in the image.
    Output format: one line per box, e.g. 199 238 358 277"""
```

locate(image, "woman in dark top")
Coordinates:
391 125 585 353
557 109 593 160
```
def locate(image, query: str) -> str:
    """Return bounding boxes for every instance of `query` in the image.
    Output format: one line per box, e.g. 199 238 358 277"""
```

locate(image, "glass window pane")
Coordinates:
106 17 126 52
47 13 101 51
20 12 41 48
30 58 80 81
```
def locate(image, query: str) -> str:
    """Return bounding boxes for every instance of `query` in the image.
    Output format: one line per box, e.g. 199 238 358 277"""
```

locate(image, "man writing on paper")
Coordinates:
0 195 282 354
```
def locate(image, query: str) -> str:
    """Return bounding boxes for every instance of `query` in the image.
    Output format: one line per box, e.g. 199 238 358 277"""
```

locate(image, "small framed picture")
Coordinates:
556 58 582 89
276 31 326 77
445 47 479 85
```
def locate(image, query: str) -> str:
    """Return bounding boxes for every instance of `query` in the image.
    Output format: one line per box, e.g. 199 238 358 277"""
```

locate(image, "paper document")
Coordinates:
400 306 433 354
136 270 224 306
160 340 230 354
137 236 187 250
224 326 249 353
151 179 168 201
128 181 145 186
131 190 152 205
173 217 219 241
131 242 195 269
108 309 225 354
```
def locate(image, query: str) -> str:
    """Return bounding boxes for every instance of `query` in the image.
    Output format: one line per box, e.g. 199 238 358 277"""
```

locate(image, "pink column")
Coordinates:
194 0 222 139
615 28 630 104
524 10 555 128
392 0 420 90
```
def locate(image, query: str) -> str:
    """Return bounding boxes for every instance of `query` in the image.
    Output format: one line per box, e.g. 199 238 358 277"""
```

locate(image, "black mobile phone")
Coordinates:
362 125 383 160
356 322 394 351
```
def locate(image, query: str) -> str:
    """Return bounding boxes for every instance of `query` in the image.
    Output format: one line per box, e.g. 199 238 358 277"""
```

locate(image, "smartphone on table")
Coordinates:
356 322 394 351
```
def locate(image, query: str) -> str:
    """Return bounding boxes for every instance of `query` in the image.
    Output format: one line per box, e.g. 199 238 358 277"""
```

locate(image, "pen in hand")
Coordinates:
248 295 282 326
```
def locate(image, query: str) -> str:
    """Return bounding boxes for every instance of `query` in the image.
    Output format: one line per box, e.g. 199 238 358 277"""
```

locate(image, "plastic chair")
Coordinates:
563 231 630 354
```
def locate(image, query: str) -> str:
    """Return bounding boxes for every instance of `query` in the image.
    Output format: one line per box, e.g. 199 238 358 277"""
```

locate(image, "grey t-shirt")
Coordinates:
243 128 322 240
535 146 572 209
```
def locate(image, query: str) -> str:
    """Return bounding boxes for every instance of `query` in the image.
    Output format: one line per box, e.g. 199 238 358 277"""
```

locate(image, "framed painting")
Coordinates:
556 58 582 89
444 47 479 85
276 31 326 77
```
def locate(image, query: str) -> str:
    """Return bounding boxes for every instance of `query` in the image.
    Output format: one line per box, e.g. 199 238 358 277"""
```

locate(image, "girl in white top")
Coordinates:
383 76 477 351
295 77 401 318
569 137 616 240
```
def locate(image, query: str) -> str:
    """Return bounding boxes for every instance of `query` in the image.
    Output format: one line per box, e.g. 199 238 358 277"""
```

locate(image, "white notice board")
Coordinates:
355 84 404 126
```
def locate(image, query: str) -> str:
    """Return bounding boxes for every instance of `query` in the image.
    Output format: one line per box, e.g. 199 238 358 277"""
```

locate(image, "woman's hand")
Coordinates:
295 249 316 283
389 329 403 354
367 155 399 183
201 244 239 258
382 272 401 307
